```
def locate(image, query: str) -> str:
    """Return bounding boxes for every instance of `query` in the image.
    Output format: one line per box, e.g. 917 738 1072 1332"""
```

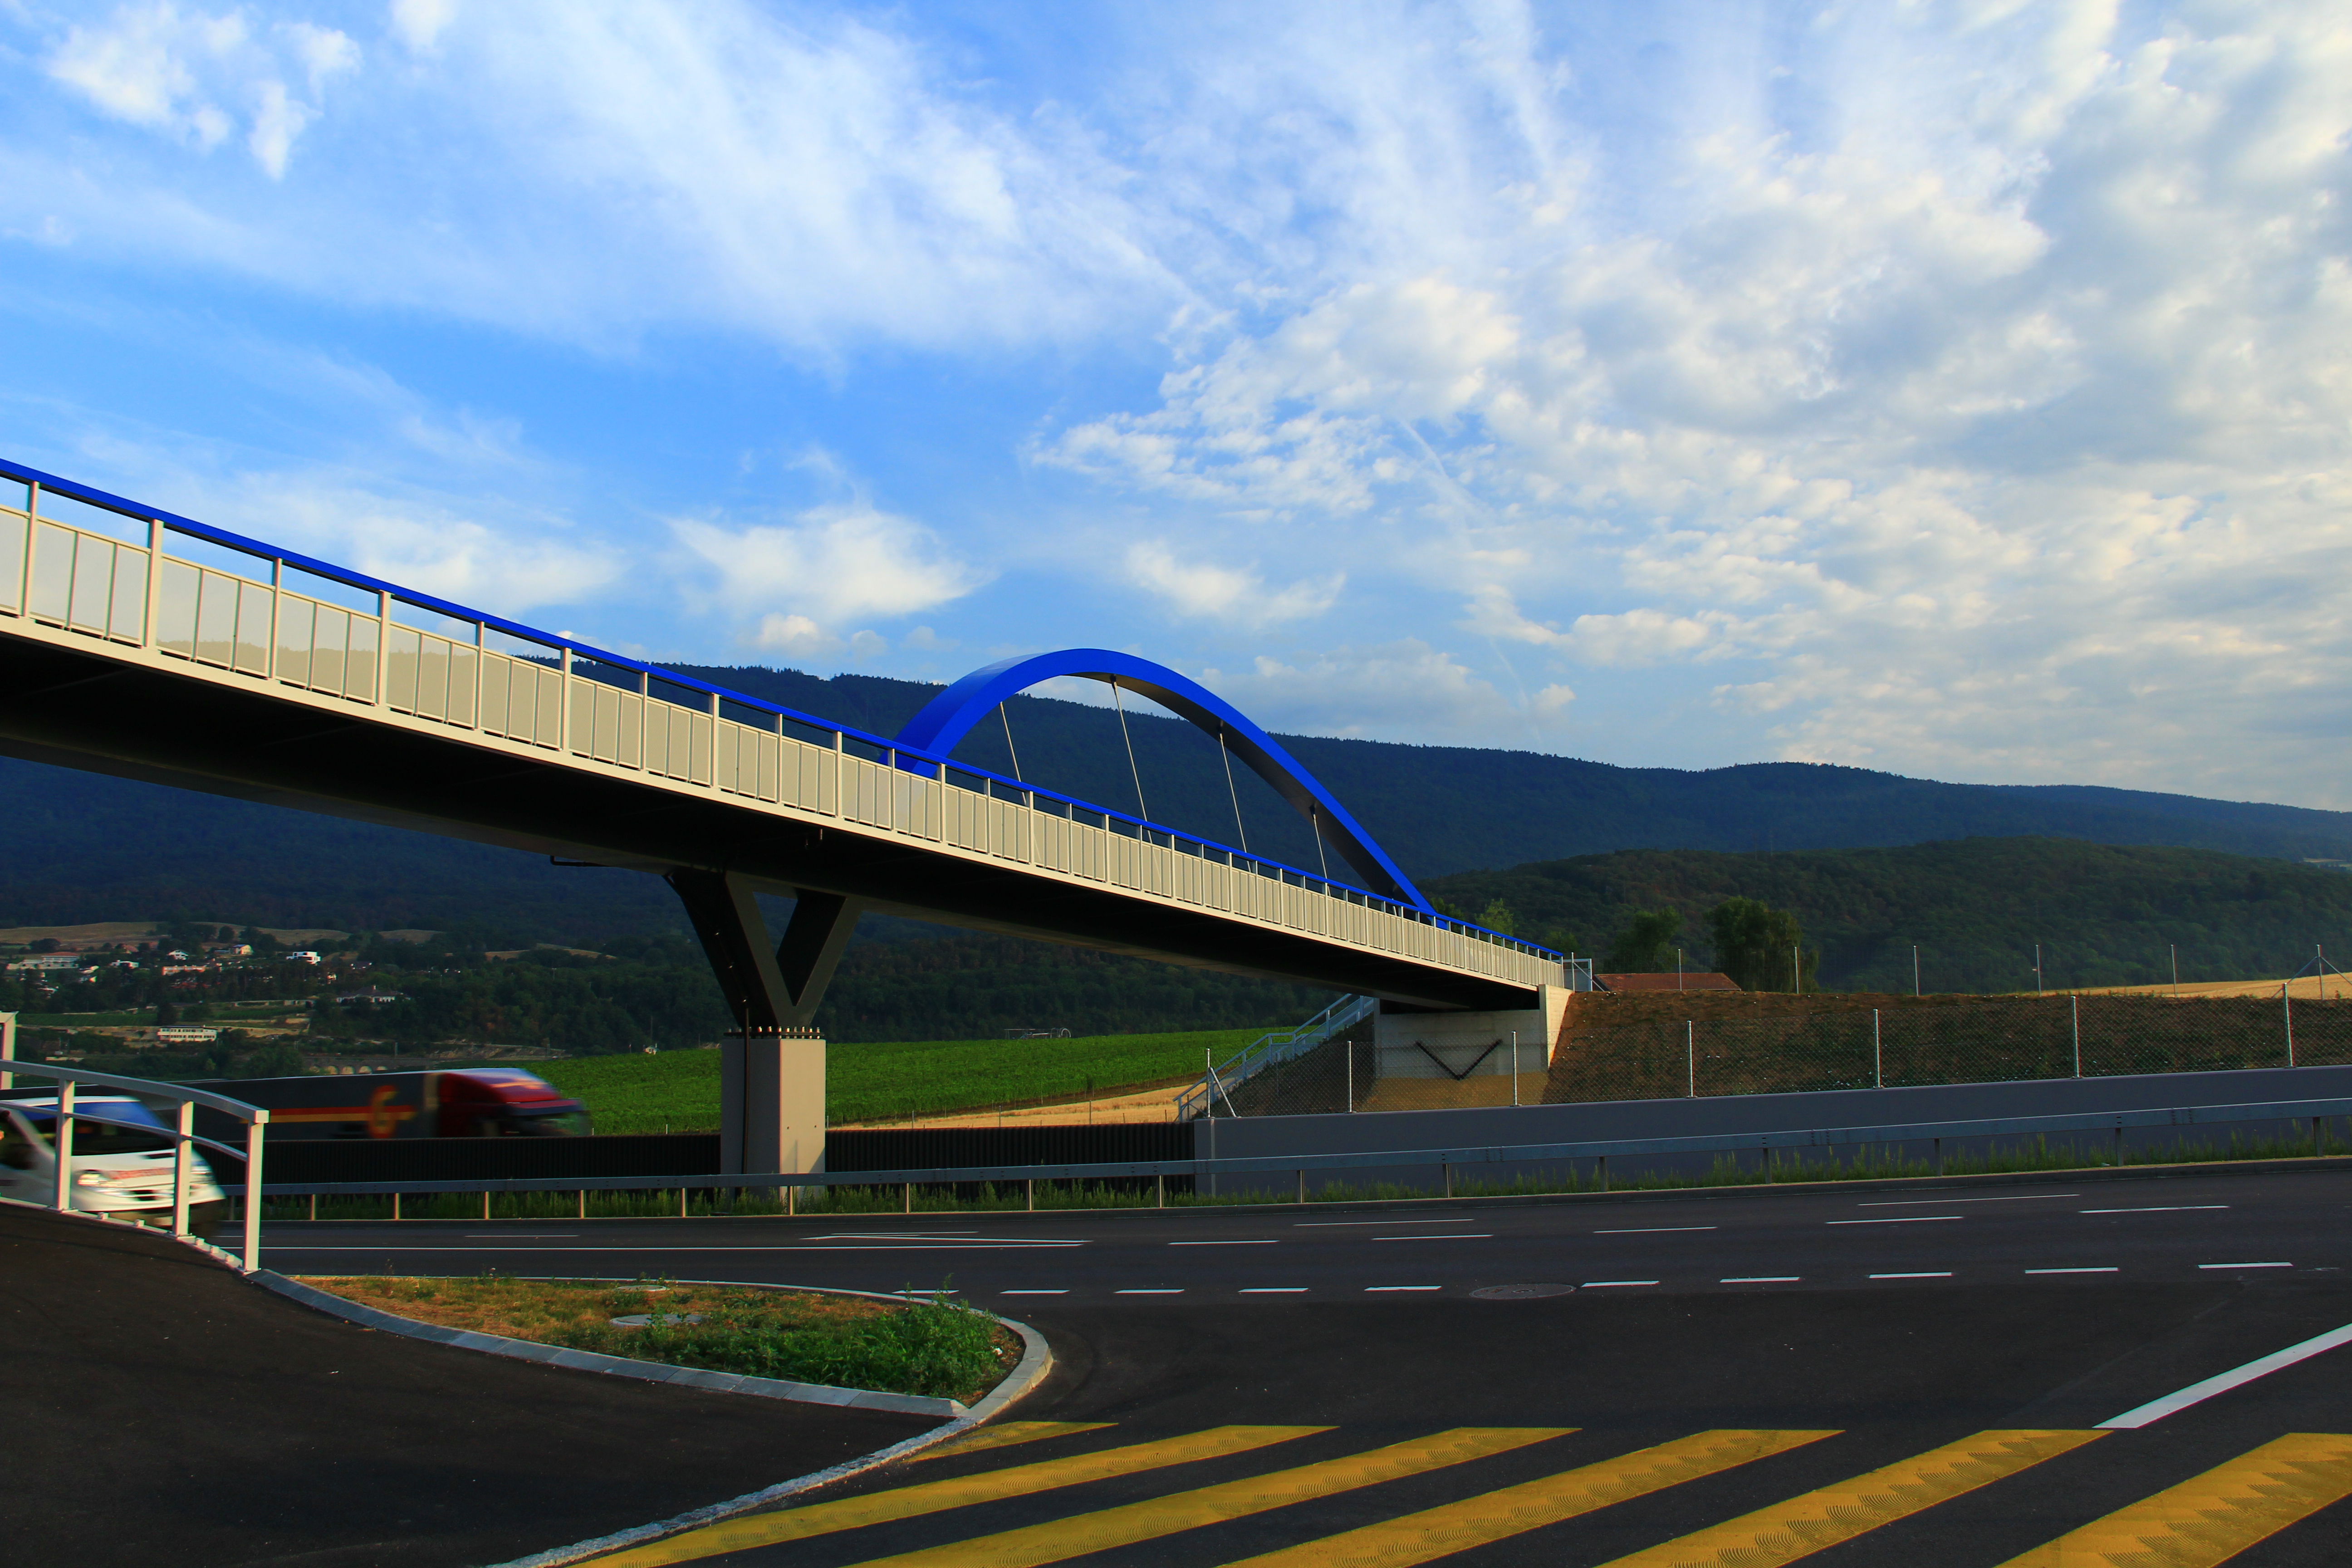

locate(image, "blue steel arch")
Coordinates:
894 649 1431 911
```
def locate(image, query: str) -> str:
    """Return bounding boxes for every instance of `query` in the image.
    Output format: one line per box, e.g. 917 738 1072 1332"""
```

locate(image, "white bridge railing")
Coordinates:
1 463 1567 996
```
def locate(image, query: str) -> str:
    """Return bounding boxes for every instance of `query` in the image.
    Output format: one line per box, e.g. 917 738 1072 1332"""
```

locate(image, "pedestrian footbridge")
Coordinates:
0 459 1568 1042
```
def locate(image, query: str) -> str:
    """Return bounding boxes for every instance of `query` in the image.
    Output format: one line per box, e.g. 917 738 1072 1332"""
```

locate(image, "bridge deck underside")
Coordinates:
0 632 1539 1010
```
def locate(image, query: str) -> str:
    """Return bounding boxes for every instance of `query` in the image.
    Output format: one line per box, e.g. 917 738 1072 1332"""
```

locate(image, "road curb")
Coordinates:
250 1272 1051 1568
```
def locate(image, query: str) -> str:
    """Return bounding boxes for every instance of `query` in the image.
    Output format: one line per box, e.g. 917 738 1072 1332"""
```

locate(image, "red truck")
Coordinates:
201 1068 590 1141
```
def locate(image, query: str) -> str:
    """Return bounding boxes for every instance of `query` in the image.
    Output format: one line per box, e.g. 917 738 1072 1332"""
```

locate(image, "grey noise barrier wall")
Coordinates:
1200 1064 2352 1191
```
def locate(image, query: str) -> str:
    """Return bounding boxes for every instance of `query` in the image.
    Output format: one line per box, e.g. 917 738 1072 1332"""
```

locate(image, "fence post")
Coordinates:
903 1182 912 1215
52 1078 76 1212
1686 1021 1695 1098
172 1101 194 1237
1156 1173 1165 1209
241 1114 265 1273
1511 1030 1520 1107
2285 985 2296 1068
392 1190 401 1222
786 1182 796 1218
2114 1122 2125 1166
2072 994 2081 1078
483 1191 492 1221
578 1189 587 1220
309 1193 317 1222
1932 1137 1943 1176
1296 1169 1305 1205
1025 1178 1034 1212
1873 1010 1882 1089
1441 1161 1452 1199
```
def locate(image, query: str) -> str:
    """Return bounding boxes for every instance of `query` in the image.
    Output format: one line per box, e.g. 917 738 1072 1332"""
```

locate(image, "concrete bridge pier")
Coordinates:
668 867 862 1175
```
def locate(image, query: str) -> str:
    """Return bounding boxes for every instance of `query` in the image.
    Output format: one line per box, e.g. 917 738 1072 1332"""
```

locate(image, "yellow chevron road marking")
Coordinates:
1995 1433 2352 1566
593 1426 1326 1568
919 1423 1116 1462
838 1427 1571 1568
1220 1429 1835 1568
1593 1428 2104 1567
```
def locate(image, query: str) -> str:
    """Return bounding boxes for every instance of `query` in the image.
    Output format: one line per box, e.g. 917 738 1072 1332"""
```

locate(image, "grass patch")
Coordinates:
294 1274 1014 1403
537 1026 1268 1133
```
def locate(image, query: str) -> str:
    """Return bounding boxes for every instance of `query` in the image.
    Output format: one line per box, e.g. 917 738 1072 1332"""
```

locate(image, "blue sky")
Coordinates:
3 1 2348 805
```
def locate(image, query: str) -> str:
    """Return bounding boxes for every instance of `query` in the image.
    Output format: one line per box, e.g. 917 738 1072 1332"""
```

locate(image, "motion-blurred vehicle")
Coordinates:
0 1093 229 1231
199 1068 590 1141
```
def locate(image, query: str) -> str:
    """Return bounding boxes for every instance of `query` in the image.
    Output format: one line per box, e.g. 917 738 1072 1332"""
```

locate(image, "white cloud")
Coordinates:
672 503 988 632
387 0 456 54
1125 541 1342 626
48 4 357 178
753 613 836 658
1201 640 1521 740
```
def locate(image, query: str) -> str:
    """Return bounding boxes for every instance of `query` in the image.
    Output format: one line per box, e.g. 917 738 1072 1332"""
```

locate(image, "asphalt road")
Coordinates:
262 1166 2349 1303
261 1166 2352 1566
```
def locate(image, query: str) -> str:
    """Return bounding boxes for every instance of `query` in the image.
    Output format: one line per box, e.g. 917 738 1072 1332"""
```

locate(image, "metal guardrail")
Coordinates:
1176 994 1377 1121
0 1059 270 1269
227 1094 2352 1209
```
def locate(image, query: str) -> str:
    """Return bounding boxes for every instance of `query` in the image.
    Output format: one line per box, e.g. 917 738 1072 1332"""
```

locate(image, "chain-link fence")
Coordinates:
1200 992 2352 1115
1549 993 2352 1102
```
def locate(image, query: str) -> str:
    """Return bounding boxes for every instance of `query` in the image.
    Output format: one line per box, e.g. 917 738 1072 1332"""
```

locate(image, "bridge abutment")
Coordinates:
1368 985 1570 1107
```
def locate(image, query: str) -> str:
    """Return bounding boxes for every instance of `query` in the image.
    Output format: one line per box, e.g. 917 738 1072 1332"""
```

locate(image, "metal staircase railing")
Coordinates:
1176 994 1377 1120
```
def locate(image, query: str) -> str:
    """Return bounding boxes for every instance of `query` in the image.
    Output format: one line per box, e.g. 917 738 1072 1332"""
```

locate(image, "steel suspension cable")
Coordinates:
997 701 1024 783
1218 724 1248 852
1112 681 1149 821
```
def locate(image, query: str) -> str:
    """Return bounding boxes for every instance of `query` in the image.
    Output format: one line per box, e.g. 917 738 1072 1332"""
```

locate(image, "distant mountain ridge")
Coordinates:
1 660 2347 940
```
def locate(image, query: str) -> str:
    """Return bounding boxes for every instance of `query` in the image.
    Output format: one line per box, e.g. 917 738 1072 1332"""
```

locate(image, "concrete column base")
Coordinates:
721 1029 826 1176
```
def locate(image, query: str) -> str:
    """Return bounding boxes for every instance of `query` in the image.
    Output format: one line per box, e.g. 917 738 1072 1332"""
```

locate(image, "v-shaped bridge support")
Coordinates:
666 869 863 1030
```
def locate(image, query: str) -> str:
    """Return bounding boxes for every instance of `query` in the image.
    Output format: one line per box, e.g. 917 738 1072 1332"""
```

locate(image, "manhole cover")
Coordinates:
609 1312 704 1327
1470 1283 1575 1300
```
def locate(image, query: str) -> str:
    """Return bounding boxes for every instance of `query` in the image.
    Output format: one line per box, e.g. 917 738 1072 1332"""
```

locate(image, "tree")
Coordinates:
1708 897 1818 992
1603 908 1682 972
1476 899 1518 936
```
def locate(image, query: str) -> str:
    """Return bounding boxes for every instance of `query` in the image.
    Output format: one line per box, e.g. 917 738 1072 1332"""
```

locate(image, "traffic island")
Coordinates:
281 1274 1024 1414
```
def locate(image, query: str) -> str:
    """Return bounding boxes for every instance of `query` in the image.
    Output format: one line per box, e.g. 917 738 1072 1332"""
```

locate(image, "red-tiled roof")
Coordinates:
1596 971 1741 992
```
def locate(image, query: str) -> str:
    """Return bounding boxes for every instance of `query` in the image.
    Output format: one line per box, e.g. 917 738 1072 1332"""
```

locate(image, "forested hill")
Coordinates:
2 659 2350 940
1422 838 2352 993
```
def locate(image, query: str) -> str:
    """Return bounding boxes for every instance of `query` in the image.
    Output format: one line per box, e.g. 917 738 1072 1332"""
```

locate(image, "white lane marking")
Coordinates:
1364 1286 1442 1292
1240 1288 1308 1294
1581 1280 1659 1288
1375 1234 1491 1241
1721 1276 1800 1283
1169 1240 1278 1246
1115 1289 1183 1295
2099 1321 2352 1428
1870 1272 1954 1279
812 1231 992 1239
1000 1290 1068 1295
2026 1267 2120 1274
2200 1262 2293 1269
1596 1226 1718 1235
1828 1217 1962 1225
2080 1205 2230 1214
1858 1194 2080 1206
1296 1218 1468 1228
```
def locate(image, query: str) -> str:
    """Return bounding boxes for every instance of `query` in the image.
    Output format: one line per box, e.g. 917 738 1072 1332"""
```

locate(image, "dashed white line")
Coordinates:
1364 1285 1443 1292
1169 1240 1278 1246
2081 1205 2230 1214
1721 1276 1800 1284
2199 1262 2293 1270
1115 1289 1184 1294
1858 1194 2078 1207
1375 1234 1490 1241
1596 1226 1718 1235
1240 1288 1308 1294
1297 1218 1466 1228
1581 1280 1659 1288
1870 1272 1954 1279
2026 1267 2119 1275
1000 1289 1068 1295
1829 1216 1962 1225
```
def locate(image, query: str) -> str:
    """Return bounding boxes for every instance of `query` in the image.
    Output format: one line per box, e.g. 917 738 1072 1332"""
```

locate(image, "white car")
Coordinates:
0 1094 228 1233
